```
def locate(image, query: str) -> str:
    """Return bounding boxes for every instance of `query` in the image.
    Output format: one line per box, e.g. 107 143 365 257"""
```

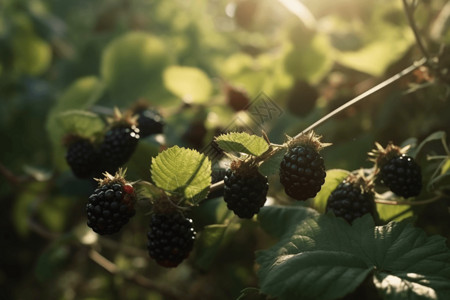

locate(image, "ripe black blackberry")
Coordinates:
326 174 378 224
65 136 99 178
136 109 164 138
86 171 136 235
98 111 140 174
223 161 269 219
279 132 327 201
370 143 422 198
129 101 164 138
147 212 196 268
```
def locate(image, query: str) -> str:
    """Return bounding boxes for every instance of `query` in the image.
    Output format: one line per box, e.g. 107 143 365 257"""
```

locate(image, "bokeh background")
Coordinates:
1 0 449 299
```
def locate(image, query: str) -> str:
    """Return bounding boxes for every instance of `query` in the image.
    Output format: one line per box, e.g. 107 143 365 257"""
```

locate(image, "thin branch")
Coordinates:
402 0 431 61
206 58 428 193
375 194 441 206
88 249 182 300
28 219 60 239
0 162 31 186
295 58 428 138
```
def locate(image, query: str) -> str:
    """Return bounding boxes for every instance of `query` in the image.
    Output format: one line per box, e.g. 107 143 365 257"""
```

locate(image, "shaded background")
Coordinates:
1 0 449 299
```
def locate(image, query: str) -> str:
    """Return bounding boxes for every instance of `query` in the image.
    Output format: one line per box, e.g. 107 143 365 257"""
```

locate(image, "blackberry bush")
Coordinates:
326 174 378 224
279 132 327 201
223 161 269 219
86 171 136 235
147 212 196 268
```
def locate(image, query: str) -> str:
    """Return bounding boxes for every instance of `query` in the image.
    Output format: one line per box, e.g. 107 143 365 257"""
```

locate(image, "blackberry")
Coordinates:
225 84 250 111
370 142 422 198
99 124 140 174
286 80 318 117
147 213 196 268
326 175 377 224
223 162 268 219
86 172 136 235
65 137 98 178
136 109 164 138
379 154 422 198
279 133 327 201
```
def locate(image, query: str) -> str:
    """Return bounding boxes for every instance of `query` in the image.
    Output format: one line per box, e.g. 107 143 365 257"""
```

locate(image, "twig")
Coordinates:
402 0 431 62
0 162 30 186
88 249 182 300
28 219 60 239
375 194 441 206
295 58 428 138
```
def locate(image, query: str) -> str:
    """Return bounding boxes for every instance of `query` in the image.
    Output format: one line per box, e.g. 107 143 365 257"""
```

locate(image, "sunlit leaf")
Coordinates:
284 34 334 83
151 146 211 204
163 66 212 103
101 32 171 105
215 132 269 157
13 33 51 76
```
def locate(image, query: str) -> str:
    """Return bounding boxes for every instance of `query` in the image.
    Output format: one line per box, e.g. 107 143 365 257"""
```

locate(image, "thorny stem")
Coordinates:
207 58 428 193
402 0 432 63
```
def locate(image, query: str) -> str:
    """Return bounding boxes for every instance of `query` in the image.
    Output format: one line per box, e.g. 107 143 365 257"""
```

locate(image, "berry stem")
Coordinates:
206 58 428 194
294 58 428 139
375 193 442 206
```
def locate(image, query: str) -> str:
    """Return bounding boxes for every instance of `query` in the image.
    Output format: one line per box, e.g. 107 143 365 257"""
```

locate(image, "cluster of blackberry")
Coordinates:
65 104 164 180
326 142 422 224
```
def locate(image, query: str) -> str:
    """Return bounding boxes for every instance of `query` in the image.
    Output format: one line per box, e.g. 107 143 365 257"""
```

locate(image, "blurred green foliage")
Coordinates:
1 0 449 299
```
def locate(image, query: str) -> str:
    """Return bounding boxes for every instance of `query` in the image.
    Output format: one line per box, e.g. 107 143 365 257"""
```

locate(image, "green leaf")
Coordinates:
194 223 240 271
151 146 211 204
313 169 350 213
46 76 104 170
215 132 269 157
283 34 334 83
54 110 105 138
336 27 414 76
13 33 51 76
259 251 372 300
54 76 105 112
258 148 286 176
101 32 170 105
257 205 319 239
410 131 447 158
376 203 412 222
441 158 450 175
257 208 450 300
237 287 267 300
163 66 212 103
